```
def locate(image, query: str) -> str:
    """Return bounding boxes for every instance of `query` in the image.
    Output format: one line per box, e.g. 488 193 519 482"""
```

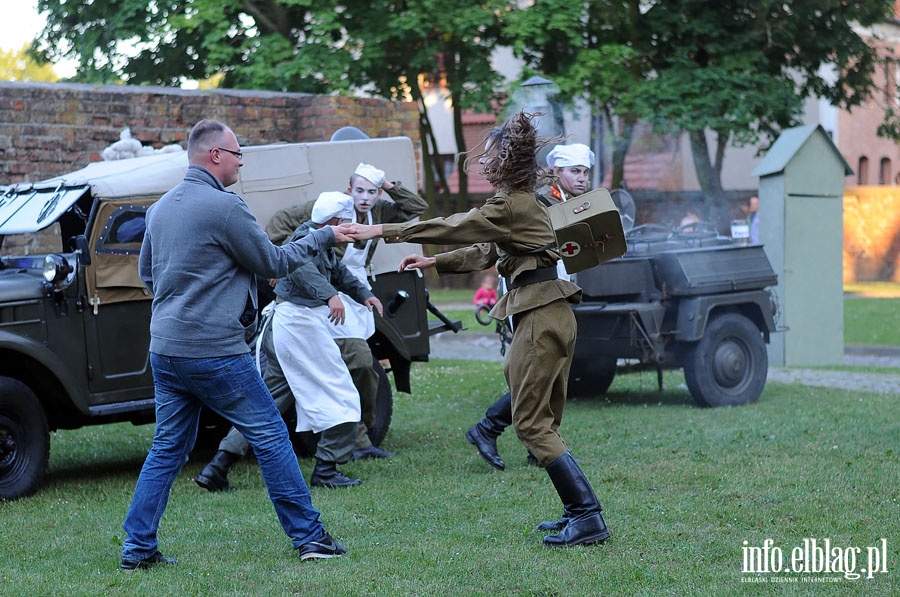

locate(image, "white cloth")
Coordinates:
272 301 361 433
354 162 385 187
311 191 355 224
546 143 595 169
331 210 375 340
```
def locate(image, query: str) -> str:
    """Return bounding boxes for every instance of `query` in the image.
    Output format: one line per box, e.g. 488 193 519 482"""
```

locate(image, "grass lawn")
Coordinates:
1 360 897 595
844 296 900 347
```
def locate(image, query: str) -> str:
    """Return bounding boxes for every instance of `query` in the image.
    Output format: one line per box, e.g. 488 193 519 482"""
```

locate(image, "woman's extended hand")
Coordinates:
349 223 383 241
398 254 436 272
331 222 355 243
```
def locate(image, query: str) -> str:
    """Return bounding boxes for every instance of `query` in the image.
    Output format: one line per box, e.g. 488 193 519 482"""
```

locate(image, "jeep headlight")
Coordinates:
43 254 72 284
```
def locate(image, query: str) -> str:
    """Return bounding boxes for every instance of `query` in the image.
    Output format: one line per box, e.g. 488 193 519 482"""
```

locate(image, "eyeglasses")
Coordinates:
212 147 243 160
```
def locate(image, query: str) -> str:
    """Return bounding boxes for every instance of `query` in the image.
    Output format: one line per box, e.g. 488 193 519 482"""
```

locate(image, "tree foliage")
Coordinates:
638 0 895 201
29 0 900 205
0 44 57 82
505 0 647 190
33 0 509 208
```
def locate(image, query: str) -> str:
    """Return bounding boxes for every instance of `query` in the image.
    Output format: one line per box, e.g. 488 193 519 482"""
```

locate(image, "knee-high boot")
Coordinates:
542 452 610 547
465 392 512 470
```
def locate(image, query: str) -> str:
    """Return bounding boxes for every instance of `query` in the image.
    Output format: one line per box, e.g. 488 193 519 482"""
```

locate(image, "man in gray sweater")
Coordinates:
120 119 350 570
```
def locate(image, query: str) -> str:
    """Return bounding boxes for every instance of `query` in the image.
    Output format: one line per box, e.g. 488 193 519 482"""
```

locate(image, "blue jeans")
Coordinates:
122 353 325 561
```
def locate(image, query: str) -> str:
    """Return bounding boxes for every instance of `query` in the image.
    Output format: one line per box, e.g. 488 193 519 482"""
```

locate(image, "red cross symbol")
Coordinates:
560 241 581 256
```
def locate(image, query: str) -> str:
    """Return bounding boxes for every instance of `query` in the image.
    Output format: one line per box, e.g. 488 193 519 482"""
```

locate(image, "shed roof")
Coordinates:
751 124 852 178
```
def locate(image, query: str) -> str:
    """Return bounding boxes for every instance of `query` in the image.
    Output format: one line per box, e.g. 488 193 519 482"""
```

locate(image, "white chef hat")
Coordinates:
354 162 386 187
546 143 595 169
311 191 355 224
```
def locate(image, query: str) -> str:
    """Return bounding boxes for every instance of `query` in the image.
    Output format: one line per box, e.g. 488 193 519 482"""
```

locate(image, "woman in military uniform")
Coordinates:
348 110 610 548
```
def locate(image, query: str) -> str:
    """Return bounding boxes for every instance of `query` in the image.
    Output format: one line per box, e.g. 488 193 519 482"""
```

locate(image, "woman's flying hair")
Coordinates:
465 109 552 193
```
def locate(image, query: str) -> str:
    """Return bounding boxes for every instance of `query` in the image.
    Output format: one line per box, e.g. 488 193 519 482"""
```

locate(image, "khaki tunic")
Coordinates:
381 190 582 464
266 182 428 253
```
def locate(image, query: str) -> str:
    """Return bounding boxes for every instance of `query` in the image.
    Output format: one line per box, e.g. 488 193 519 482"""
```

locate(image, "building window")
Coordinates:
886 58 895 105
880 158 892 185
858 156 869 185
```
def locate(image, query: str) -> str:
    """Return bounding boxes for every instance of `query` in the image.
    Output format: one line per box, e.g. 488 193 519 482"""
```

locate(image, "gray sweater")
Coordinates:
139 165 334 357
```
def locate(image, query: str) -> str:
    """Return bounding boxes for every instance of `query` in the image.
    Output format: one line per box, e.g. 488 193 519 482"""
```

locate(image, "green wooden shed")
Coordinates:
752 124 853 366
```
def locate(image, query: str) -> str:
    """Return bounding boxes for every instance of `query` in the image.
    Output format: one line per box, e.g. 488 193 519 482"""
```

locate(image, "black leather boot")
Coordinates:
196 450 240 492
536 511 569 532
542 452 610 547
465 392 512 470
310 459 361 488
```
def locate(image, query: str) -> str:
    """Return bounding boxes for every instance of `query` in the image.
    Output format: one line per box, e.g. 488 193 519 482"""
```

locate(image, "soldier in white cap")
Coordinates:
264 162 428 461
539 143 596 203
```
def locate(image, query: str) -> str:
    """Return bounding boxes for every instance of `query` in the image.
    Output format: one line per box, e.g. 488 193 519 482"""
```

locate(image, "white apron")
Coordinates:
332 210 375 340
272 301 361 433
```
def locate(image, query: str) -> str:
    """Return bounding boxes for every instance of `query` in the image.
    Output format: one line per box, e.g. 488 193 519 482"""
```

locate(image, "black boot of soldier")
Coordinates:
542 452 610 547
465 392 512 470
537 511 570 532
310 459 361 488
196 450 240 492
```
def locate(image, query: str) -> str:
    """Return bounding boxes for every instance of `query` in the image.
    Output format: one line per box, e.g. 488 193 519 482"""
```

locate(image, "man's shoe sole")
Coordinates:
120 553 176 571
300 549 344 561
299 534 347 561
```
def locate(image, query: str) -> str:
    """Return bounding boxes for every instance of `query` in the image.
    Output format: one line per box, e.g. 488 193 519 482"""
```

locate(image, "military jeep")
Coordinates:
0 136 456 500
565 215 781 408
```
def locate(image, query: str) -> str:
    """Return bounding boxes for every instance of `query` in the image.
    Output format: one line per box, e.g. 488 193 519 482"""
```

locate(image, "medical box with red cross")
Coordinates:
546 188 627 274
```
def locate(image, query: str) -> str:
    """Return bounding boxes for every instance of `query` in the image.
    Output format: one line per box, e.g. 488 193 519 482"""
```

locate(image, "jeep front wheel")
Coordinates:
683 313 767 407
0 378 50 500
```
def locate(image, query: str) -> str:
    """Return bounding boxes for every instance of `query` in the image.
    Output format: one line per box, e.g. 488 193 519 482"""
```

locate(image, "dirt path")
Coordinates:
429 332 900 394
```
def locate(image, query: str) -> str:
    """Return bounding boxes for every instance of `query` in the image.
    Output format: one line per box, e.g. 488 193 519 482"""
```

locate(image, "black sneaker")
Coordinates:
299 532 347 561
120 551 176 571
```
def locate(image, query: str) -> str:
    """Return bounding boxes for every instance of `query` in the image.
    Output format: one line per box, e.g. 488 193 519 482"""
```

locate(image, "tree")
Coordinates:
638 0 895 204
0 44 57 82
32 0 510 211
506 0 648 191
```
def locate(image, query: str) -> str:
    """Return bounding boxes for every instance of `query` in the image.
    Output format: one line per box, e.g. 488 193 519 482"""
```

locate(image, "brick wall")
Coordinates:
0 81 419 184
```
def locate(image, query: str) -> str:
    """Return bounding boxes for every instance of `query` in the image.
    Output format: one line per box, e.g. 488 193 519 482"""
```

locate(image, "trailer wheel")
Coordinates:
0 378 50 500
683 313 767 407
364 360 393 447
567 357 617 398
291 360 394 457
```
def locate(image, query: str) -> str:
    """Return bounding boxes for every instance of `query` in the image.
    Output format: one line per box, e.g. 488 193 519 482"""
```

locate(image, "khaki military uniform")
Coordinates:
266 182 428 250
382 190 582 464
